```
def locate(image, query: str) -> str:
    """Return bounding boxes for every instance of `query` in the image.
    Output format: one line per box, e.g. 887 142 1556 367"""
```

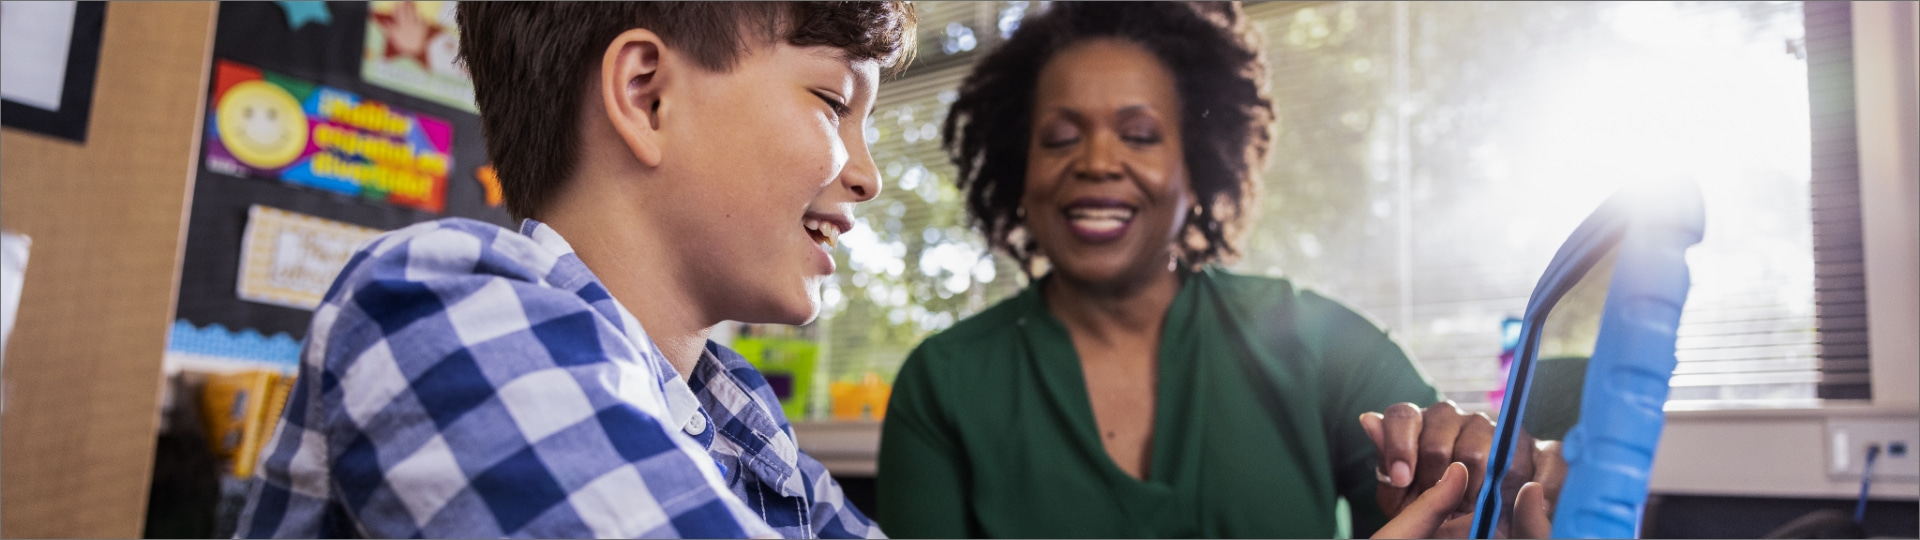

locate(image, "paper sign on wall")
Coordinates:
237 205 383 310
0 1 76 111
206 59 453 213
363 1 476 113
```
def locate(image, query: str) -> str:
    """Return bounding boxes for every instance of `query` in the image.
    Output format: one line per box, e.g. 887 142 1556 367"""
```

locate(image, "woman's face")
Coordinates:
1023 39 1192 289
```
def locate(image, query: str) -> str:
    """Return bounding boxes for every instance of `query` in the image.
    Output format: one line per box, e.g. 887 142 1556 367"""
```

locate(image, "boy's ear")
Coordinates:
601 28 668 168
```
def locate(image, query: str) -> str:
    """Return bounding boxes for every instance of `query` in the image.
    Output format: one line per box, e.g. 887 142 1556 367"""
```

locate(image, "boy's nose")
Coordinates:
843 143 882 202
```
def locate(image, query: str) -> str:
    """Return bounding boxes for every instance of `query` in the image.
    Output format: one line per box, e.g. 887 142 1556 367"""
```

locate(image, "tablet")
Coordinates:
1469 179 1705 538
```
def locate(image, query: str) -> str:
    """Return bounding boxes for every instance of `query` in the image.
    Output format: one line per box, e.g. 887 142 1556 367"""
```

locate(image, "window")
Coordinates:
1241 1 1823 409
780 1 1846 420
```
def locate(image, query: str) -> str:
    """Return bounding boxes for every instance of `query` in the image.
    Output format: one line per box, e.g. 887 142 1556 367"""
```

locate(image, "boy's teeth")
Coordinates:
804 219 838 248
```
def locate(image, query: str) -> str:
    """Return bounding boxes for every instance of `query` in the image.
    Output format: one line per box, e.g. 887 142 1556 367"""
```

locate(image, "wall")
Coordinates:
0 3 217 537
1649 0 1920 501
1857 0 1920 410
1653 408 1918 499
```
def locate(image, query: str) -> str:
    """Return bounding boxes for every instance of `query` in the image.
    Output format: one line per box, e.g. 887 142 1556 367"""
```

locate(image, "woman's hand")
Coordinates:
1360 401 1495 518
1370 462 1556 539
1360 401 1563 538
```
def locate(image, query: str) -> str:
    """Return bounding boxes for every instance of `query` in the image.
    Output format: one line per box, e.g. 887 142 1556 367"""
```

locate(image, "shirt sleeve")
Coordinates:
793 450 886 539
875 344 976 539
237 350 338 538
1295 290 1443 537
241 223 776 538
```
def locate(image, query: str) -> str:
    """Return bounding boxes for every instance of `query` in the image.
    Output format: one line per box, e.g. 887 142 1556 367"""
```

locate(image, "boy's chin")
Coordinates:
729 281 825 326
776 305 821 326
792 295 823 325
745 295 821 327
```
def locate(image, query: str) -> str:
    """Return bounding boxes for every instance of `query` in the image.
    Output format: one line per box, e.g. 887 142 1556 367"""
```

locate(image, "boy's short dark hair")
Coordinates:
456 2 917 221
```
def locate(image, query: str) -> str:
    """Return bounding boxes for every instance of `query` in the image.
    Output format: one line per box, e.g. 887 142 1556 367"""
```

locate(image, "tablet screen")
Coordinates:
1476 243 1618 538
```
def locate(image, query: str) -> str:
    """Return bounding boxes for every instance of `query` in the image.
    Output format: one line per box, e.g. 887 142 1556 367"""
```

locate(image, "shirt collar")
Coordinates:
519 218 711 441
630 302 708 441
518 217 567 252
517 218 802 492
696 342 807 497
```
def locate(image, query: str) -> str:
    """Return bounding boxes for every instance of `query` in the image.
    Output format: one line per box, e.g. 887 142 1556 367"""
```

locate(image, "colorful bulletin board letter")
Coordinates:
206 60 452 213
475 165 503 208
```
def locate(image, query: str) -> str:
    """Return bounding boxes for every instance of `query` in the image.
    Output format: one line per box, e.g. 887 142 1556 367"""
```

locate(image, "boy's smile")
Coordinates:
648 42 882 326
803 211 853 269
803 213 848 249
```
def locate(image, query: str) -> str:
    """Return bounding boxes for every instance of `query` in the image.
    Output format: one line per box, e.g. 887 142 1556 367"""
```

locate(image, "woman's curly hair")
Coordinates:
942 2 1275 276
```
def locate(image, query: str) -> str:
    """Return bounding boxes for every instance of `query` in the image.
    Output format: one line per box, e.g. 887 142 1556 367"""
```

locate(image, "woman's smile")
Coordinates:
1062 197 1138 242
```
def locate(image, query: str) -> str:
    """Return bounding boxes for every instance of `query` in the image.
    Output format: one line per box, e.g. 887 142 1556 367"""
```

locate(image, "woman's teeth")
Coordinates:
804 219 839 248
1066 207 1134 233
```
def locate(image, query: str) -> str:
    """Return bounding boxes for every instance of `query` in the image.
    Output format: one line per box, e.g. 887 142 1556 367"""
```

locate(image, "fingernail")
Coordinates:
1390 461 1412 488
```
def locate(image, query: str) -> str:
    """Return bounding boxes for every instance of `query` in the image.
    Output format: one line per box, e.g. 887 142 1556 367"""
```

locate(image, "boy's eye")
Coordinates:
813 91 852 119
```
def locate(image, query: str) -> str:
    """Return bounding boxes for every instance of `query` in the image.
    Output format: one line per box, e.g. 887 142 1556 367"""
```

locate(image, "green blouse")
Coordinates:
877 268 1440 538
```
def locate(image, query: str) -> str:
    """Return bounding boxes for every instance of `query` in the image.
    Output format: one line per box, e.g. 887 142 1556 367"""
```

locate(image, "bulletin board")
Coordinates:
171 2 509 369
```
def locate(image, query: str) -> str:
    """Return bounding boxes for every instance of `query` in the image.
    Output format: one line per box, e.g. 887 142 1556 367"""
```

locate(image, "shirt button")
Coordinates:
687 413 708 435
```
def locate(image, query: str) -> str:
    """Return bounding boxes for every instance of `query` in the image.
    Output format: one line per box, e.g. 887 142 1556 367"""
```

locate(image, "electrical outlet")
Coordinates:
1827 418 1920 482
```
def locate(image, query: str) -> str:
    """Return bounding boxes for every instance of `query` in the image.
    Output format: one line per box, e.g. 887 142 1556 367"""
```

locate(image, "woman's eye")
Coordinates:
1039 123 1081 148
1121 120 1162 144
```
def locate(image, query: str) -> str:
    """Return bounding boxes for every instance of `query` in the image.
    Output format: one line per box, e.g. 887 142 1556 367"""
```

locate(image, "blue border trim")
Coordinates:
166 319 303 368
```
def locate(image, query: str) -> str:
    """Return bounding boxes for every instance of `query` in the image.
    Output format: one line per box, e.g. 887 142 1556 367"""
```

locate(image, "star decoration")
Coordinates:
370 4 442 69
274 2 332 30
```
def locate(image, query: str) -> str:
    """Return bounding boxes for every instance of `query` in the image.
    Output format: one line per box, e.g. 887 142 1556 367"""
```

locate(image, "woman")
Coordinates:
876 3 1538 538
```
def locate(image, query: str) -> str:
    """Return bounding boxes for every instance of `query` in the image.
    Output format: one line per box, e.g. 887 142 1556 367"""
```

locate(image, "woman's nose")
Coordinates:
1071 132 1124 182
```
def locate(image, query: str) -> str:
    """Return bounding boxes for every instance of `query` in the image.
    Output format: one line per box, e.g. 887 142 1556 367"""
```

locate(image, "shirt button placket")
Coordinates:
687 412 708 435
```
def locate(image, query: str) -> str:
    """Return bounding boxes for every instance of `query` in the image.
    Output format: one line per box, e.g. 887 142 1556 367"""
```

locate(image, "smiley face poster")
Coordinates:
205 60 450 213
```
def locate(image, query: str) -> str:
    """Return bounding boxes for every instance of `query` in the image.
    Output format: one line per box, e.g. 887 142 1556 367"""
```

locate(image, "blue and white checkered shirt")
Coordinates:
236 218 881 538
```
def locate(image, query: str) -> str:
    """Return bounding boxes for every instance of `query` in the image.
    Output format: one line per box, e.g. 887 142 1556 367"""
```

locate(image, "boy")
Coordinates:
237 3 913 537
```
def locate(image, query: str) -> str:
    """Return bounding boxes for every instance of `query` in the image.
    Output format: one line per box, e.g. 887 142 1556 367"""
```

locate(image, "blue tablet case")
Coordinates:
1470 180 1705 538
